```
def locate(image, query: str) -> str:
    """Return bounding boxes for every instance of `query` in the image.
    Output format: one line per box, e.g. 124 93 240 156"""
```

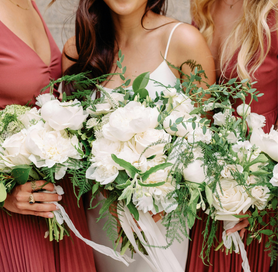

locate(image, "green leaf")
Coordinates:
250 170 271 176
114 170 129 185
205 185 213 207
228 78 237 85
175 117 183 124
134 88 149 99
111 154 139 179
116 180 132 190
271 198 278 209
141 163 172 182
127 202 139 221
233 214 250 219
11 165 32 185
99 194 118 215
259 229 273 236
245 154 269 170
28 168 40 180
138 180 165 187
132 72 150 92
92 182 100 195
0 183 7 202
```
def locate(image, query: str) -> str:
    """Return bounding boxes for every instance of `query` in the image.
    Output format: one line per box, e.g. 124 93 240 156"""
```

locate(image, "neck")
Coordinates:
111 7 153 46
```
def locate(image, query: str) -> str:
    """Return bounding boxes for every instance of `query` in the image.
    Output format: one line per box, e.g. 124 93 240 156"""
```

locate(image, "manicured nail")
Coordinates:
58 195 62 201
226 231 231 236
48 213 54 218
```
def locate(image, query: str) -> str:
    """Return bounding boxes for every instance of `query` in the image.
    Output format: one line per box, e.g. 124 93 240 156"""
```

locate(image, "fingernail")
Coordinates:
226 231 231 236
58 195 62 201
48 213 54 218
56 205 60 210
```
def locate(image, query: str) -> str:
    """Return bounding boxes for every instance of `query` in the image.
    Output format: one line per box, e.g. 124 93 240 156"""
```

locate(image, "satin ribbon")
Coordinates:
222 221 251 272
118 203 184 272
46 185 134 266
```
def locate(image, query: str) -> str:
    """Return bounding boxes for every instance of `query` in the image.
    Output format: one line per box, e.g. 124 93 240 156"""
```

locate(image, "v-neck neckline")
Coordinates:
0 1 52 68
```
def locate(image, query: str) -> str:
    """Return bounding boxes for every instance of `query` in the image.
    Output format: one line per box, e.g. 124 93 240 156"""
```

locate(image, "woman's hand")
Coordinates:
3 180 62 218
226 211 250 238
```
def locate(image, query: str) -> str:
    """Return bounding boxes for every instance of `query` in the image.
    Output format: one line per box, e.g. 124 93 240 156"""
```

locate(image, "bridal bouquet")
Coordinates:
195 100 278 270
0 94 87 241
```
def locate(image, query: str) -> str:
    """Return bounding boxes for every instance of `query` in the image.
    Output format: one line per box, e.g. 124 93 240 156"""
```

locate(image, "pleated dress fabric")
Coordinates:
0 2 96 271
186 11 278 272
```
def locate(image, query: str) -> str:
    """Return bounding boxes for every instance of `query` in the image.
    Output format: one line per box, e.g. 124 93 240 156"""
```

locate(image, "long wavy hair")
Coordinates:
191 0 278 80
64 0 167 94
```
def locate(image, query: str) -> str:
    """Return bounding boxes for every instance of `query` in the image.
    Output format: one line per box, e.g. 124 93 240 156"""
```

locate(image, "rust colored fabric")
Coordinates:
0 2 96 271
187 11 278 272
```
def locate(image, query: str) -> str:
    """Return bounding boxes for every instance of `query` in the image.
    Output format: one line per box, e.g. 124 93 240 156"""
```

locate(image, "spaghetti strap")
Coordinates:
164 22 183 59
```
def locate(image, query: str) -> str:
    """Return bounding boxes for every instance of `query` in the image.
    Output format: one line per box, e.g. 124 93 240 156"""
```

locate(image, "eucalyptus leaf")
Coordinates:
132 72 150 92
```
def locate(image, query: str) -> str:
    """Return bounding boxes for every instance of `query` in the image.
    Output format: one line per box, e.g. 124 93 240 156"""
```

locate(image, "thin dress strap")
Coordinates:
164 22 183 59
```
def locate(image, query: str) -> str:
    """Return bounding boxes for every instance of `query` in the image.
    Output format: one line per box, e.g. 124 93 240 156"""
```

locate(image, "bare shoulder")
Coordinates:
62 36 78 73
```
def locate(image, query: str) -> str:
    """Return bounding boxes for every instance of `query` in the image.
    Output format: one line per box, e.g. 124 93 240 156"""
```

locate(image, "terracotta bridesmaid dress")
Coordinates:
0 2 96 272
186 11 278 272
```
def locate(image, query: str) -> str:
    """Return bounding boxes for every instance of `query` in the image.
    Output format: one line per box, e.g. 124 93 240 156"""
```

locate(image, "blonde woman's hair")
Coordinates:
191 0 278 80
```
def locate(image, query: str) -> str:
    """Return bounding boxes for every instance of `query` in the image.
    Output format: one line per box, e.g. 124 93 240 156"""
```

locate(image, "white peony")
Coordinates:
250 127 278 162
0 130 31 171
236 104 251 117
270 164 278 186
35 93 56 107
246 113 266 130
212 178 253 221
18 108 41 128
41 99 88 131
251 185 270 210
25 122 81 179
102 101 159 142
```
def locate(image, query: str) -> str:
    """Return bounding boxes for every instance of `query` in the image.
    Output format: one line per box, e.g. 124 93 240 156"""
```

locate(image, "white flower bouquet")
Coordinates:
0 94 87 241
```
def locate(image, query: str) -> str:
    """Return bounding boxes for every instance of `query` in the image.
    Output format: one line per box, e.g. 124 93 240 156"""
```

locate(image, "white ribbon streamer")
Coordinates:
118 203 184 272
45 186 133 266
222 221 251 272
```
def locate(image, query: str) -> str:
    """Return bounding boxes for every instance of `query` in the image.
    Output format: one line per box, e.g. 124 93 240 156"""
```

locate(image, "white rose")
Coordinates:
236 104 251 117
212 178 253 221
41 99 88 131
35 93 56 107
25 122 81 178
18 108 41 128
246 113 266 130
213 111 228 126
250 127 278 162
133 128 171 158
102 101 159 142
163 88 177 98
220 164 244 179
0 130 31 171
227 131 238 144
270 164 278 186
251 185 270 210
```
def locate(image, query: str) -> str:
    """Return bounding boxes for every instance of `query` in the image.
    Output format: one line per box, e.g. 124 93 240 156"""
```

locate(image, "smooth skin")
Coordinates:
0 0 61 218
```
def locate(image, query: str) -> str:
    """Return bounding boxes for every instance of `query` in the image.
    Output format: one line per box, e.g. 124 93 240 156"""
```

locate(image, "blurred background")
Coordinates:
37 0 191 51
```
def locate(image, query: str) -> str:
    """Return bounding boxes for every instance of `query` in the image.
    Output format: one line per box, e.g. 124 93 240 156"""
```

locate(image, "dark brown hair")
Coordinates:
64 0 167 94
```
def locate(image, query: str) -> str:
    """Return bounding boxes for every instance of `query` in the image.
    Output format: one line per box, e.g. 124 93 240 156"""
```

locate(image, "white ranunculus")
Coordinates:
212 178 253 221
163 88 177 98
133 128 171 158
0 130 31 171
18 108 41 128
251 185 270 210
246 113 266 130
25 122 81 179
270 164 278 186
213 111 228 126
35 93 56 107
250 127 278 162
227 131 238 144
163 111 193 137
41 99 88 131
102 101 159 142
221 164 244 179
236 104 251 117
182 159 206 183
187 126 212 144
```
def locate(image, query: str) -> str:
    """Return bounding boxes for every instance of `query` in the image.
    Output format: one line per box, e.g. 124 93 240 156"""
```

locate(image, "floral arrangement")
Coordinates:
0 94 87 241
42 53 277 270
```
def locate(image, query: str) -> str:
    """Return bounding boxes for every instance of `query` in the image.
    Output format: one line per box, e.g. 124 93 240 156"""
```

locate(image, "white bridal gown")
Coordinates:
87 22 189 272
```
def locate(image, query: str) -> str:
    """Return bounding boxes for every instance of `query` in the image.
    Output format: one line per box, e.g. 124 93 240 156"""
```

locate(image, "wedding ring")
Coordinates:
31 181 37 191
29 193 35 204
